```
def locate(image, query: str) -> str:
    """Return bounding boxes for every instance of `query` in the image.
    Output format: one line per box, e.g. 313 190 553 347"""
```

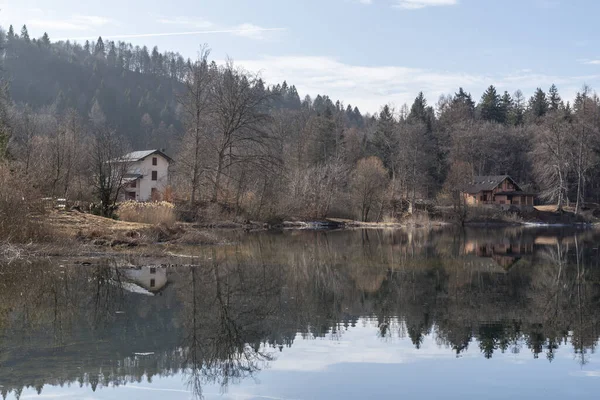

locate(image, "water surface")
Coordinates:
1 227 600 399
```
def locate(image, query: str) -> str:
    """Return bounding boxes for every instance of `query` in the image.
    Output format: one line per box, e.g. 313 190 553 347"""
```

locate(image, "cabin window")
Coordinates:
151 171 158 181
150 279 156 288
150 267 156 274
152 157 157 166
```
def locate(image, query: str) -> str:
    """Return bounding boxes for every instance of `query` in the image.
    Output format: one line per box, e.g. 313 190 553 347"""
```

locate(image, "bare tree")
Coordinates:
571 86 599 214
396 122 433 212
207 61 276 203
177 46 212 206
442 160 473 224
351 157 389 221
90 125 130 217
532 113 571 210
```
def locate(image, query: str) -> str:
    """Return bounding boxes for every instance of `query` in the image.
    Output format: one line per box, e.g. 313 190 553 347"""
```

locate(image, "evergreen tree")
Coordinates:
20 25 30 43
313 106 337 163
548 84 561 111
7 25 14 40
563 101 573 122
408 92 427 123
107 41 117 66
478 85 503 123
510 90 526 125
95 36 105 57
453 87 475 116
353 106 364 127
372 104 397 173
408 92 433 131
528 88 549 118
41 32 51 47
499 91 513 124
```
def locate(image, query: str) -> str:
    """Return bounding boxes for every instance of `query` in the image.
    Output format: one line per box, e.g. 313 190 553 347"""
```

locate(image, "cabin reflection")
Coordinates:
122 266 168 293
464 238 534 269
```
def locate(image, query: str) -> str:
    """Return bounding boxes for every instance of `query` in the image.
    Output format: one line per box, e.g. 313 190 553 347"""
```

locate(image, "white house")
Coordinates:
122 266 168 294
119 150 172 201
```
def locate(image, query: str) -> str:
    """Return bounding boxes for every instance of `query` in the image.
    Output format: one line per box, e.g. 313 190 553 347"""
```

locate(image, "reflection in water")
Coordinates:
1 227 600 399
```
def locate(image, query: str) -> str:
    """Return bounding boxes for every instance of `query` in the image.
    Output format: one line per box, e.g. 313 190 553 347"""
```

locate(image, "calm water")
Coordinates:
2 227 600 399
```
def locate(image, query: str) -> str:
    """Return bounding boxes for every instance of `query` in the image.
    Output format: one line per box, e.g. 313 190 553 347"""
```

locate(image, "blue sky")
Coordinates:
2 0 600 113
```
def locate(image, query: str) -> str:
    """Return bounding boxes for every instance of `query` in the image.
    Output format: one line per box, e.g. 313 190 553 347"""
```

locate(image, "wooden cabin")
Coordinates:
462 175 535 210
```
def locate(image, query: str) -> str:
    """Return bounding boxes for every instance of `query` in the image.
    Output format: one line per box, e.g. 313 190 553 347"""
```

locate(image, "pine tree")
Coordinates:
20 25 30 43
408 92 433 131
509 90 526 126
479 85 502 123
41 32 51 47
548 84 561 111
7 25 14 40
499 91 513 124
372 104 397 173
107 41 117 66
409 92 427 122
528 88 549 118
95 36 105 57
453 87 475 115
563 101 573 122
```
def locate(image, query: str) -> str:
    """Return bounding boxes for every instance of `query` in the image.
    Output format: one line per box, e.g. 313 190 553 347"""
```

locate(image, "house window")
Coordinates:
151 171 158 181
150 267 156 274
150 279 156 288
127 192 136 200
130 180 136 188
152 157 157 166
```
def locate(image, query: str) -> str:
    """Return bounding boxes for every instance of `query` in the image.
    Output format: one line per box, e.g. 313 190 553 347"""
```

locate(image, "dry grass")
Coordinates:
117 201 176 225
535 205 559 212
48 210 150 238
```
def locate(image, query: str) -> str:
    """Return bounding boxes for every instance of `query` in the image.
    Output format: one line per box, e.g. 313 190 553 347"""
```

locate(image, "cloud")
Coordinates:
55 27 287 42
358 0 374 4
581 59 600 65
235 55 599 113
230 23 282 40
20 14 111 32
155 16 213 29
393 0 457 10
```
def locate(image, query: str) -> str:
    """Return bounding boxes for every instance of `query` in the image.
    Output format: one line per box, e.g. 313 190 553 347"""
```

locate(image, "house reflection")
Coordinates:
122 266 168 294
464 238 534 269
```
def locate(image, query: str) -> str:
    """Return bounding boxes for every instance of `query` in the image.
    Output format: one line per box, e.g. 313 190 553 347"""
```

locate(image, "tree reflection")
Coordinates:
2 228 600 398
178 250 277 399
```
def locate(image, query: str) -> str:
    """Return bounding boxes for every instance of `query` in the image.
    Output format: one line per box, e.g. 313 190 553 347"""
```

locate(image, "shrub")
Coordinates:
0 164 49 242
116 201 176 225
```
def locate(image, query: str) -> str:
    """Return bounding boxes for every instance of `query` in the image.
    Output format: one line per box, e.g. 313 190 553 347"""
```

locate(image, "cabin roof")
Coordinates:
463 175 521 194
116 150 173 163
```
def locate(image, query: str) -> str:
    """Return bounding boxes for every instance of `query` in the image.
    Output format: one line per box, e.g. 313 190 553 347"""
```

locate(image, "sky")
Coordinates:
2 0 600 113
11 320 600 399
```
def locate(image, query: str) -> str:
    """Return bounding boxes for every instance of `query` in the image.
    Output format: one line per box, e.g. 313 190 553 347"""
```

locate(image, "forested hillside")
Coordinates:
2 25 349 150
1 23 600 225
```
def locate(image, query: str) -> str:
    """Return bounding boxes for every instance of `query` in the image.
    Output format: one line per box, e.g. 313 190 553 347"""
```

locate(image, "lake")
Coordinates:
1 227 600 399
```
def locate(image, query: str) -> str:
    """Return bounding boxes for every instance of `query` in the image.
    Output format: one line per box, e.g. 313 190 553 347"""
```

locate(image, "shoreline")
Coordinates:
2 210 599 264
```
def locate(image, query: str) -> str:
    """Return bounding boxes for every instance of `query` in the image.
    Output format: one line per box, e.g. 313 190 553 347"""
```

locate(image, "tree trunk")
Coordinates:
212 150 225 203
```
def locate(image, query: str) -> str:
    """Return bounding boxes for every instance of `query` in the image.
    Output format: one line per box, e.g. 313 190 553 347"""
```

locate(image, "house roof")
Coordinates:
463 175 521 194
117 150 173 163
122 173 142 183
